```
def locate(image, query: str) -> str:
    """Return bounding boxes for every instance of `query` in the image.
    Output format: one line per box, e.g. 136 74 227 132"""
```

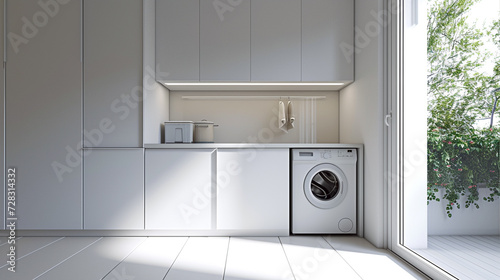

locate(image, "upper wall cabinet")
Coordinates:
156 0 199 81
200 0 250 81
251 0 301 82
155 0 354 88
302 0 354 82
157 0 251 82
84 0 143 147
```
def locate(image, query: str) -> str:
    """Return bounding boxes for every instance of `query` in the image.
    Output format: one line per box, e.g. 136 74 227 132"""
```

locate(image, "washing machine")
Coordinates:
292 149 357 234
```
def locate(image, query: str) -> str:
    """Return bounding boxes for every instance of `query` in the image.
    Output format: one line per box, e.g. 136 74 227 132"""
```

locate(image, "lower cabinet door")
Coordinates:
216 149 289 234
145 149 215 230
84 149 144 230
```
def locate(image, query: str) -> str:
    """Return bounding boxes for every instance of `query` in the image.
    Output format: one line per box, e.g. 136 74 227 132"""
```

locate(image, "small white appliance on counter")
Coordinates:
164 121 194 143
292 148 357 234
193 120 218 143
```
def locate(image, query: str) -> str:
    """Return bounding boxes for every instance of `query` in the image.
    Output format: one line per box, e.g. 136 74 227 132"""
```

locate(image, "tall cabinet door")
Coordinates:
156 0 199 81
0 0 4 230
84 149 144 230
5 0 82 229
251 0 301 82
200 0 250 81
216 149 289 234
302 0 354 82
145 149 215 230
84 0 143 147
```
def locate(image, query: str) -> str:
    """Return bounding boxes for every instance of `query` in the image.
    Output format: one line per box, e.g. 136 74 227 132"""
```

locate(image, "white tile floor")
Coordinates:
0 235 427 280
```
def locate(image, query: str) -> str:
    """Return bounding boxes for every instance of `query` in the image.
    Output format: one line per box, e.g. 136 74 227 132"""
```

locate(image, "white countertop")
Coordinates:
144 143 363 149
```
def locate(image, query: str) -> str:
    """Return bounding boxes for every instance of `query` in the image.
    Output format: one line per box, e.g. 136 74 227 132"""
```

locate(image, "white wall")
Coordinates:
169 91 339 144
340 0 385 248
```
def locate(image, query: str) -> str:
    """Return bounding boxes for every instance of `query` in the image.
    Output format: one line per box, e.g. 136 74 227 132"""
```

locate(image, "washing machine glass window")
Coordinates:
304 163 348 209
311 171 340 201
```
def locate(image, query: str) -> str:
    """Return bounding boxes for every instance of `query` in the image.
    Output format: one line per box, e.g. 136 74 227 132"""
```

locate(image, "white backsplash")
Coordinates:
169 91 339 143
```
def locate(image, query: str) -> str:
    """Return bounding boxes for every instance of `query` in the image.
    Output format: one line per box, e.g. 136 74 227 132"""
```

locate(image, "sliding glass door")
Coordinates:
389 0 500 279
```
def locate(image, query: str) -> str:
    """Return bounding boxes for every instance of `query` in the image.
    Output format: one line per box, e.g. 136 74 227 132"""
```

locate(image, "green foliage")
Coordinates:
427 126 500 217
426 0 500 217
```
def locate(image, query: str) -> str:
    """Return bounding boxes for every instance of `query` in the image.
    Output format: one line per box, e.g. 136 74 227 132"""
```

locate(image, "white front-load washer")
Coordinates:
292 149 357 234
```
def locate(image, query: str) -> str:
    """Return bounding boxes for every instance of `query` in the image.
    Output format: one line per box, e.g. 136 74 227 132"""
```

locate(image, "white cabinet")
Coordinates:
84 149 144 230
156 0 251 82
145 149 216 230
84 0 143 147
5 0 82 229
156 0 199 81
0 0 4 230
302 0 354 82
156 0 353 85
251 0 301 81
216 149 289 234
200 0 251 81
145 148 289 234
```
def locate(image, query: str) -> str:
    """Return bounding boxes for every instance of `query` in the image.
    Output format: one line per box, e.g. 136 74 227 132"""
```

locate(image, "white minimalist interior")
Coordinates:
5 0 497 279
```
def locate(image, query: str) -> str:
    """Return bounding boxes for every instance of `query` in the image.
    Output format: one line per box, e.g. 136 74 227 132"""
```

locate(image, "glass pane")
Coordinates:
403 0 500 279
311 171 340 200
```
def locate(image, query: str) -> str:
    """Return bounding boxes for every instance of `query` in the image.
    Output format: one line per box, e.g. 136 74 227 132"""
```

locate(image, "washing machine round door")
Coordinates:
304 163 348 209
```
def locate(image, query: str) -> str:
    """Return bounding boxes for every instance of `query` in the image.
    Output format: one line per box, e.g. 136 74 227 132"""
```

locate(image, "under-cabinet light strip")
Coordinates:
166 82 344 86
181 95 326 100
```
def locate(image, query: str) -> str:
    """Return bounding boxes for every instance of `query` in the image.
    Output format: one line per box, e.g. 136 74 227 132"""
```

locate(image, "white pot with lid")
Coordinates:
193 120 218 143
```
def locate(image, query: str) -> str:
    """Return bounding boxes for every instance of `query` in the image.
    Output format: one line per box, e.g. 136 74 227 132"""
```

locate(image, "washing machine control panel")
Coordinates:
293 149 357 161
337 149 356 158
320 149 356 159
321 151 332 159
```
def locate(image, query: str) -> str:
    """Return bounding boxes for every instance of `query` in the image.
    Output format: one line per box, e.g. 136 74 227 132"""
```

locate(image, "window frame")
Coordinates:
386 0 458 279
